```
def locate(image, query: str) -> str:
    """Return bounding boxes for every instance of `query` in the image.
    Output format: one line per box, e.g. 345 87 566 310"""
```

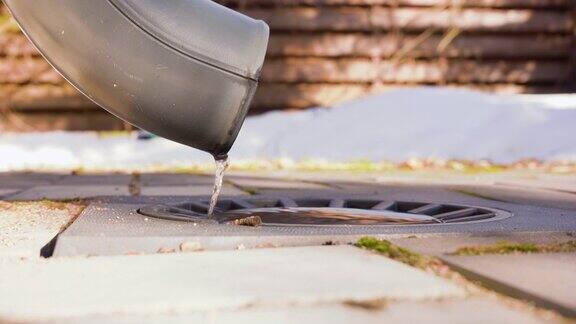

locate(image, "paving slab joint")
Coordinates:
450 189 508 203
441 258 576 319
129 172 141 196
225 180 257 195
39 201 88 258
356 237 575 321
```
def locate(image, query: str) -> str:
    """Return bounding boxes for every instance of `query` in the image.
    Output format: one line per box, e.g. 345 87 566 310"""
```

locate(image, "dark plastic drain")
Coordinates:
138 198 511 226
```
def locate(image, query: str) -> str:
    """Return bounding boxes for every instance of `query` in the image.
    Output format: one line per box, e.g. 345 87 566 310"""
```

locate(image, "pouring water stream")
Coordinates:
207 155 230 217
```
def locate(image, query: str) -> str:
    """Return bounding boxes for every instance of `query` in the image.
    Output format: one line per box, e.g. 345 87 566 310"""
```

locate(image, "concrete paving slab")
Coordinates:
0 189 20 199
278 170 573 189
316 177 576 212
228 170 488 186
448 184 576 210
8 185 130 200
52 185 576 257
140 185 246 196
305 182 492 206
496 177 576 194
228 176 330 191
62 298 550 324
56 174 132 185
0 172 65 189
140 173 214 186
0 201 81 258
443 253 576 317
0 246 464 321
391 232 576 256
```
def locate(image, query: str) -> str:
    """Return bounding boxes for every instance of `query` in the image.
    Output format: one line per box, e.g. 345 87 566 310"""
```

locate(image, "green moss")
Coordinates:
240 186 258 195
40 199 69 210
355 236 434 269
453 240 576 256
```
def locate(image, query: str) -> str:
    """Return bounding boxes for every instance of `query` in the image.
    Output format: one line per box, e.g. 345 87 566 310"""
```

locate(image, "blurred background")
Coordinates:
0 0 574 132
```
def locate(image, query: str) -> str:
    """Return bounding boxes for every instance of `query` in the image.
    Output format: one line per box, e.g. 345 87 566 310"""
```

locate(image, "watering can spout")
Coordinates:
4 0 269 157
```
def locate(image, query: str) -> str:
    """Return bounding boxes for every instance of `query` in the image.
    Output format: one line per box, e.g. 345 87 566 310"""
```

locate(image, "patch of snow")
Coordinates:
0 132 211 171
0 87 575 171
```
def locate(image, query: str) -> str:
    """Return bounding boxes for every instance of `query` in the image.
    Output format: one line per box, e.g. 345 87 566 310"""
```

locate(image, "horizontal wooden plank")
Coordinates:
0 84 97 112
243 7 573 33
0 34 38 57
219 0 570 9
261 58 568 83
0 57 62 84
5 56 567 85
251 83 564 110
268 33 572 58
7 98 96 112
0 58 569 113
252 83 371 109
2 32 570 59
0 111 127 132
8 94 96 112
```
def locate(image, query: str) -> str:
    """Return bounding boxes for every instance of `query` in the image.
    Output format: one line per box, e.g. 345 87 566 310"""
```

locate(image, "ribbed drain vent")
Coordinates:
138 198 511 226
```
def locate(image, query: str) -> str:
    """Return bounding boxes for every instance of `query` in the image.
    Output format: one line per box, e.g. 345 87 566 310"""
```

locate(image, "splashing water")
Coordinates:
207 155 230 217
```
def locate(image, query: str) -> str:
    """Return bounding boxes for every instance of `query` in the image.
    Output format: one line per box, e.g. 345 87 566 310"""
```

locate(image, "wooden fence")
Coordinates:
0 0 575 131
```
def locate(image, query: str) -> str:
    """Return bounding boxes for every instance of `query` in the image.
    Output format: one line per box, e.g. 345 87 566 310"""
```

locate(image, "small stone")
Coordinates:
232 216 262 227
157 247 176 254
343 298 387 311
179 241 203 252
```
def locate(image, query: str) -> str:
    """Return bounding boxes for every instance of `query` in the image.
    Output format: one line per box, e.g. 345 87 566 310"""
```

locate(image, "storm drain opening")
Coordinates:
138 198 511 226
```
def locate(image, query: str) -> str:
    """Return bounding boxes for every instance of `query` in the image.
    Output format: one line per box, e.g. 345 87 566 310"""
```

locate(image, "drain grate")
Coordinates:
138 198 511 226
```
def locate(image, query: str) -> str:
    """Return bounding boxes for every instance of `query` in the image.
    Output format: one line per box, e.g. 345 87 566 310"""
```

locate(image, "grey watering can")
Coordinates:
4 0 269 159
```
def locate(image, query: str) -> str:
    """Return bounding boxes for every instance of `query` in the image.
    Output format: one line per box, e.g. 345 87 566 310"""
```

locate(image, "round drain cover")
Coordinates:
138 198 510 226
